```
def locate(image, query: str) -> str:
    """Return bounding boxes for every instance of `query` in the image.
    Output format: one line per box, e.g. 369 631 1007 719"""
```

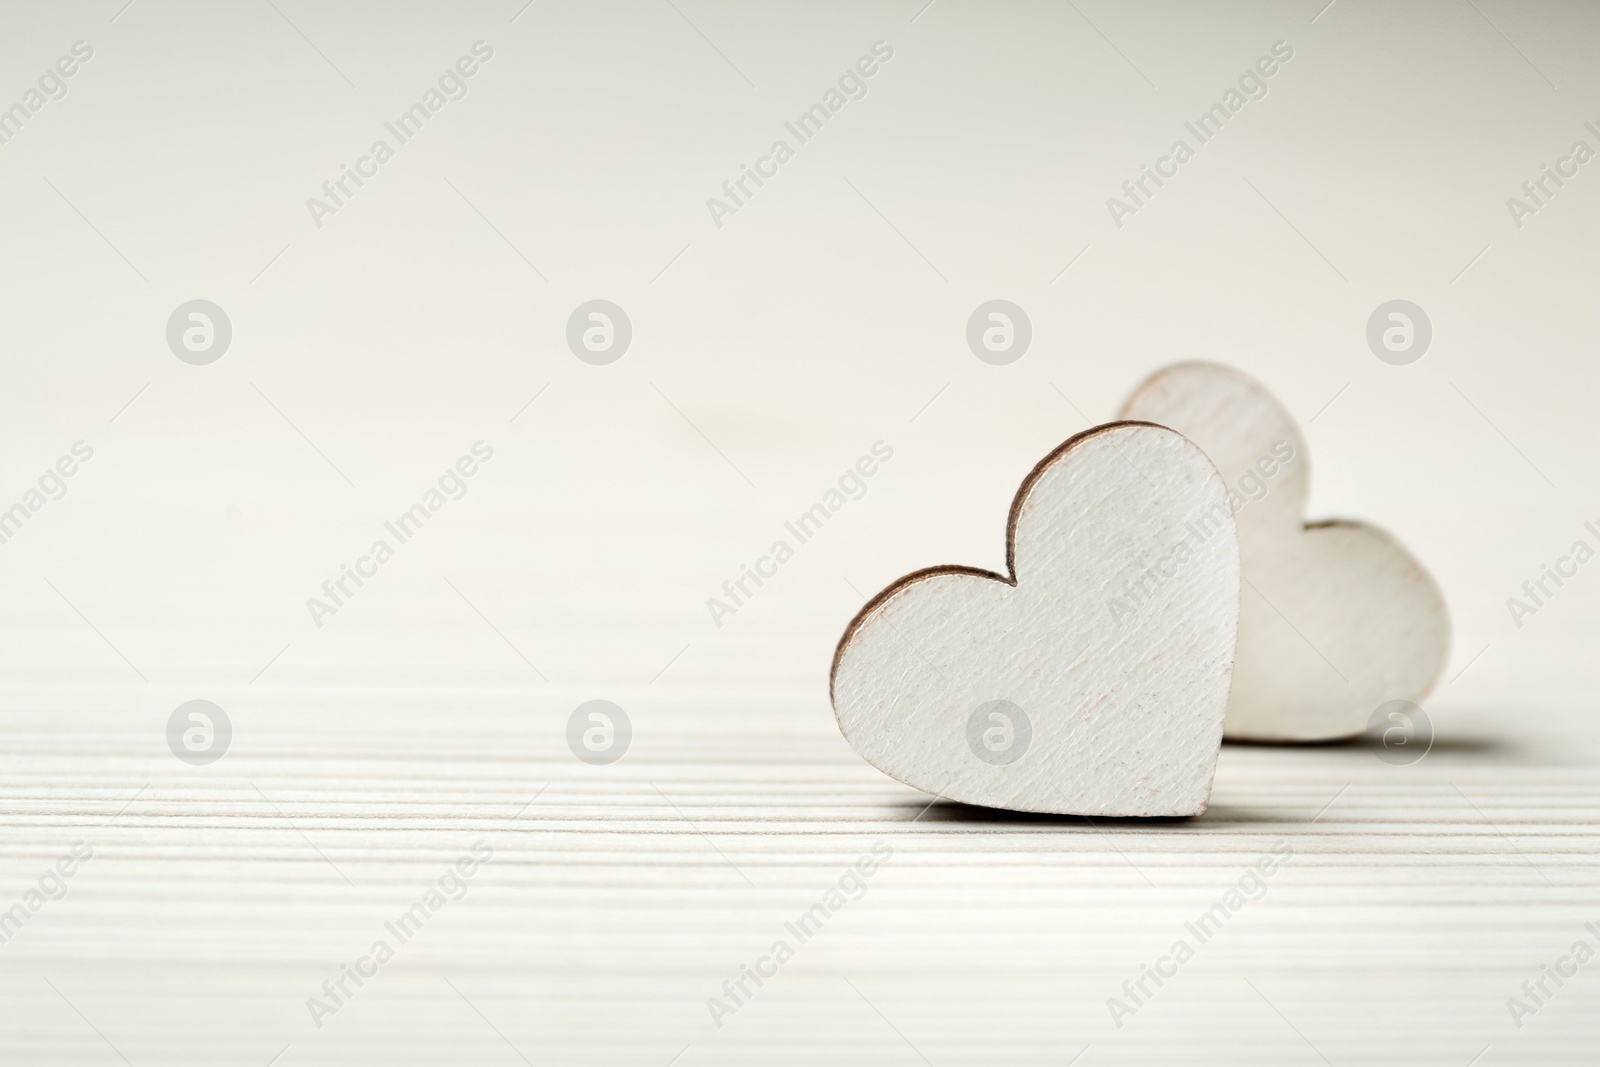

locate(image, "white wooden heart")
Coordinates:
1120 362 1450 742
830 423 1239 817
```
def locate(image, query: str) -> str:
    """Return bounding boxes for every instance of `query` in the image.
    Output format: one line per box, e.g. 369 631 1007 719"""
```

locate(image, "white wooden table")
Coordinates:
3 649 1595 1065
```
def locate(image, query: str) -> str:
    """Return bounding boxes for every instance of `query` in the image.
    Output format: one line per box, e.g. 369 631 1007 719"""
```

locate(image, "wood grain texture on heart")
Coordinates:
830 423 1240 817
1121 362 1450 742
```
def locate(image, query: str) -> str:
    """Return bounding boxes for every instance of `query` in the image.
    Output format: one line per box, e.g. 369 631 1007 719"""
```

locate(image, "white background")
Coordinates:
1 2 1596 1064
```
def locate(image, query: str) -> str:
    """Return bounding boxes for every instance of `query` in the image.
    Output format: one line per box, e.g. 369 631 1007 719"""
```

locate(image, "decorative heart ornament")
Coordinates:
831 423 1239 816
1121 363 1450 741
